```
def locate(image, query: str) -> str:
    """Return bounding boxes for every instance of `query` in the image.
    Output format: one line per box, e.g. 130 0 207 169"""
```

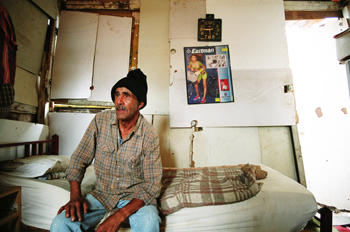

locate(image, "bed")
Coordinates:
0 136 318 232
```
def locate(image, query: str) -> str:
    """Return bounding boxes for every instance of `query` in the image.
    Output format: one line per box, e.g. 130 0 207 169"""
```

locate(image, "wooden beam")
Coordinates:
38 19 56 125
7 113 36 123
284 1 343 12
131 24 139 70
130 0 140 10
6 102 37 123
65 1 140 10
285 10 343 20
11 102 37 114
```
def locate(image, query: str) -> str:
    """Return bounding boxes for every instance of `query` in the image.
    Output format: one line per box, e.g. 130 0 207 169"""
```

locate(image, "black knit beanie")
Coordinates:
111 69 148 109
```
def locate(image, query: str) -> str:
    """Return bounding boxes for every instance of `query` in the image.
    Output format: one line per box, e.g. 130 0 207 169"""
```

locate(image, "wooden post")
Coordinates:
39 143 43 155
32 144 37 156
131 24 139 69
24 145 30 157
319 207 333 232
52 134 59 155
290 125 307 187
37 18 56 124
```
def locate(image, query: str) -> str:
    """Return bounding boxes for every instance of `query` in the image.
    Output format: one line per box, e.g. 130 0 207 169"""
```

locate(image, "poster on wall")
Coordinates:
184 45 234 105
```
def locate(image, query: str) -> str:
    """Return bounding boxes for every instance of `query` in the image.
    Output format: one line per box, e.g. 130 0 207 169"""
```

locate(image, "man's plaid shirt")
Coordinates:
66 110 162 212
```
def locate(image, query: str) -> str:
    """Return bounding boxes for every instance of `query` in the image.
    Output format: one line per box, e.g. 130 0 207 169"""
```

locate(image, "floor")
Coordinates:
301 216 350 232
21 224 49 232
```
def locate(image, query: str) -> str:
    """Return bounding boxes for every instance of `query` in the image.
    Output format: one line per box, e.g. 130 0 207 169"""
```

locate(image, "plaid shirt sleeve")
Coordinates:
132 132 162 205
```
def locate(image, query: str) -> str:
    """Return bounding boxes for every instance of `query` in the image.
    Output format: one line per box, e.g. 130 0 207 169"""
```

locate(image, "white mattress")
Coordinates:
0 164 316 232
0 163 96 230
157 164 317 232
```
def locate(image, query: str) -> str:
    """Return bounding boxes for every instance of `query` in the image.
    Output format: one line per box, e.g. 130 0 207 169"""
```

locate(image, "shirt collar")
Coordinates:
110 111 142 138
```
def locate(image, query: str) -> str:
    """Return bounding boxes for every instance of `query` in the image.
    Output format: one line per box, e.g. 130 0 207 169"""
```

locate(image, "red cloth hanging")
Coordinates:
0 2 17 85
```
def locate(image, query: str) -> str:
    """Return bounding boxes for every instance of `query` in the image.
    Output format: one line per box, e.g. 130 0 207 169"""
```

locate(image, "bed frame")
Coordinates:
0 135 59 232
0 135 59 157
317 207 333 232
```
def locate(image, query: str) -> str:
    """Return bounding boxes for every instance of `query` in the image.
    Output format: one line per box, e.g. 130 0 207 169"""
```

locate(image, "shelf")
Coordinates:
0 186 21 232
0 211 21 225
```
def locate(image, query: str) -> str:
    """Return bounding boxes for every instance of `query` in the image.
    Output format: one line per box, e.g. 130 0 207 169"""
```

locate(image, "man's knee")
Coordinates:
130 205 161 230
50 212 71 232
51 208 106 232
142 208 161 225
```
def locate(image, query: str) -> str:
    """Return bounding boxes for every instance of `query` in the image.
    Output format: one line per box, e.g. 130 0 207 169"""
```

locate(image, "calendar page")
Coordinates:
184 45 234 105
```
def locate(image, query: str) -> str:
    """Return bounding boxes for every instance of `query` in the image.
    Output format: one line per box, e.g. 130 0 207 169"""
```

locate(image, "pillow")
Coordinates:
0 155 70 178
13 155 70 166
0 161 24 172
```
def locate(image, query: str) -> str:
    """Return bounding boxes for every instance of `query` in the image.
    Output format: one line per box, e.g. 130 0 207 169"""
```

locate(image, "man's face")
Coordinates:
114 87 143 122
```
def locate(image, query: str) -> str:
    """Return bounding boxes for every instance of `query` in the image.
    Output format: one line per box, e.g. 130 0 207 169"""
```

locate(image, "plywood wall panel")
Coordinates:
138 0 170 115
0 0 48 74
49 112 96 156
89 15 132 102
169 0 205 39
168 0 295 127
0 120 49 161
51 11 98 99
14 68 38 107
31 0 58 19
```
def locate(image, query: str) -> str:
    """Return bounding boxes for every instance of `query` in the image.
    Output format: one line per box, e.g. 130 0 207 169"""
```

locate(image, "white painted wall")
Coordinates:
286 19 350 209
138 0 170 115
135 0 296 179
48 112 95 156
168 0 295 127
0 120 49 161
136 0 297 178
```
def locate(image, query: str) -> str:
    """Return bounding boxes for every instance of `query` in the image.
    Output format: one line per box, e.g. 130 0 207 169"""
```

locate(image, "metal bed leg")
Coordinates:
319 207 332 232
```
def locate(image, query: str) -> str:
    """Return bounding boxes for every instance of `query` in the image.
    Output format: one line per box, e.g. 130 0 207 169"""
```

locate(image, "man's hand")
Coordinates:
57 193 88 221
57 181 88 222
95 212 122 232
96 198 145 232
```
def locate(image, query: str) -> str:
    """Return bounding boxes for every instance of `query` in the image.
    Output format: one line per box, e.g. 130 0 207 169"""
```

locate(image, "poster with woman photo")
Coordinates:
184 45 234 105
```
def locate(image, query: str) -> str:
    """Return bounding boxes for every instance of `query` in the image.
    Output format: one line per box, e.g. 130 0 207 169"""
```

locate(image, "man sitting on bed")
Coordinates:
50 69 162 232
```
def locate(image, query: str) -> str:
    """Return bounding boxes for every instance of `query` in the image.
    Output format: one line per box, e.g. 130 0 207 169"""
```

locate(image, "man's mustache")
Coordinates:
116 106 127 110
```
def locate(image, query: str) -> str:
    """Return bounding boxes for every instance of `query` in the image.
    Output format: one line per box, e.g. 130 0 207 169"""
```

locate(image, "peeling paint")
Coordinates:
315 107 323 117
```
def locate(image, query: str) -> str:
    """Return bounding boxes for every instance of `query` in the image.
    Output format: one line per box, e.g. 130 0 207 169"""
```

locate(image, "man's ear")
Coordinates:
138 101 144 109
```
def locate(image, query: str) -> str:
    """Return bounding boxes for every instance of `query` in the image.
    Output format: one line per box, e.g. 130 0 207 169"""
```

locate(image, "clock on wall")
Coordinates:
198 14 222 42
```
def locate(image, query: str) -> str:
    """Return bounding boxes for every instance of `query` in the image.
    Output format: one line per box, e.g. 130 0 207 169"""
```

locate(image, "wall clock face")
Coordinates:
198 14 222 42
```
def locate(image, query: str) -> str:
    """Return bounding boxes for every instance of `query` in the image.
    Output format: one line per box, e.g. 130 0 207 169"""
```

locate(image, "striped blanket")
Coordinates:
158 164 266 215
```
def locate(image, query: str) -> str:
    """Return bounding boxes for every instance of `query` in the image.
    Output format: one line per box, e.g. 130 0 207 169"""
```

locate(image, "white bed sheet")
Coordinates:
0 163 96 230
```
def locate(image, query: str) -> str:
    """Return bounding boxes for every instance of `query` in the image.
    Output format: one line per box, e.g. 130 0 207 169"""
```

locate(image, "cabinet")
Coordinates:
0 186 21 232
50 11 132 102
